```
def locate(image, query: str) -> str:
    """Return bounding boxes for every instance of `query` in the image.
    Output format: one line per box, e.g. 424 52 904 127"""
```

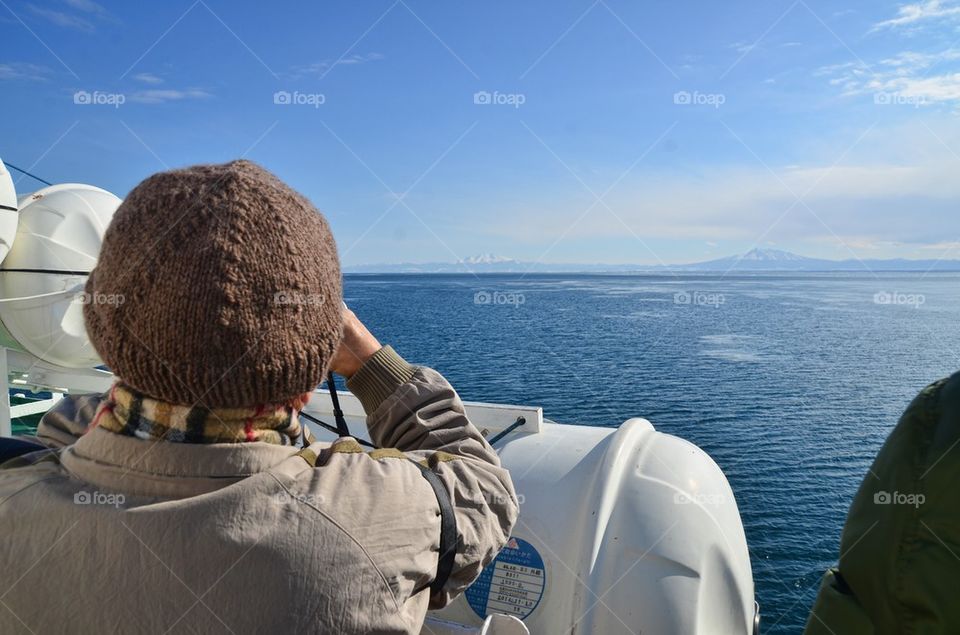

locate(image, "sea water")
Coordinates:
346 271 960 633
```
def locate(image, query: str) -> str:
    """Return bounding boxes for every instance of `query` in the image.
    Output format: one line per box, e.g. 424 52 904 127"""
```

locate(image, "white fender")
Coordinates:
0 183 120 367
0 159 19 264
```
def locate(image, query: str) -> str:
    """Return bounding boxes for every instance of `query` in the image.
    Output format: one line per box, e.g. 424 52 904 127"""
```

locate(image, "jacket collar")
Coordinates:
60 426 305 498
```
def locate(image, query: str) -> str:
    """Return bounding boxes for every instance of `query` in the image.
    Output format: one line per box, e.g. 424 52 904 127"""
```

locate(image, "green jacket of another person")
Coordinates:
805 372 960 634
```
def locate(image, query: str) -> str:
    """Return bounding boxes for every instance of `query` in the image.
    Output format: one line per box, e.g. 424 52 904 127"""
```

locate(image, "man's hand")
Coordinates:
328 307 382 379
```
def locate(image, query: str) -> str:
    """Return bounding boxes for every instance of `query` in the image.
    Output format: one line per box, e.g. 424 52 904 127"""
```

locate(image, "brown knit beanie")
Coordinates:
84 160 342 408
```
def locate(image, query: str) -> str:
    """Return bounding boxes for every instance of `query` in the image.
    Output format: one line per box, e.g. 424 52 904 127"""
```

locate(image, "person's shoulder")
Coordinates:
909 371 960 416
0 453 66 507
897 372 960 476
939 370 960 400
901 372 957 412
928 370 960 431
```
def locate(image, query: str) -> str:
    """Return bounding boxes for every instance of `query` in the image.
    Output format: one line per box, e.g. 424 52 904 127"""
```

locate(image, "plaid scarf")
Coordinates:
91 383 304 445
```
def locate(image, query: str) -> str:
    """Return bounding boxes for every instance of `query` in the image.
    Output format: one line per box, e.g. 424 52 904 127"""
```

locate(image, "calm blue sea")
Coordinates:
346 272 960 634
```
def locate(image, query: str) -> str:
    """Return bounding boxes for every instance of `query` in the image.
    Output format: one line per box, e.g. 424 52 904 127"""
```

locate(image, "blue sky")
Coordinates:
2 0 960 265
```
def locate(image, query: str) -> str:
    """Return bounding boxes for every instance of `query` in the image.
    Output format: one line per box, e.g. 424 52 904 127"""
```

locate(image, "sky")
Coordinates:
2 0 960 266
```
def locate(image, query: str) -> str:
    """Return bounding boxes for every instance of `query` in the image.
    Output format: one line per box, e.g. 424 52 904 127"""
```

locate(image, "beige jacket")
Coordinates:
0 347 519 634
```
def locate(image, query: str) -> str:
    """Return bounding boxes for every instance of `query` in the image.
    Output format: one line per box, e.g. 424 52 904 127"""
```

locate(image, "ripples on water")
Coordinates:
346 272 960 633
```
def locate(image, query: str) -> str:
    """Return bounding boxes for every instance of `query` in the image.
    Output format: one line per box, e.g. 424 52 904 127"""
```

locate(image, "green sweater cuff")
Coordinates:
346 345 417 414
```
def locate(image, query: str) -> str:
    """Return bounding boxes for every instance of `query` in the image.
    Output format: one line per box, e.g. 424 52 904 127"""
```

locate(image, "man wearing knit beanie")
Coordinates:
0 160 519 634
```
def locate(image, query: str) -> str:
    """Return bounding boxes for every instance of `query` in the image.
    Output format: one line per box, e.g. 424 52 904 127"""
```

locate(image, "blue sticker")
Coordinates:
465 537 546 621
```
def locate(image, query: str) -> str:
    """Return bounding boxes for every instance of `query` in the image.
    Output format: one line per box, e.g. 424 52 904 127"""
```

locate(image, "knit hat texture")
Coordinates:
84 160 342 408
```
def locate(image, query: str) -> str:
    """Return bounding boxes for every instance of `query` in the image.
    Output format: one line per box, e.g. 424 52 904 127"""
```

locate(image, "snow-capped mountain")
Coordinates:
346 254 523 273
343 250 960 273
459 254 518 265
736 248 809 262
683 248 835 271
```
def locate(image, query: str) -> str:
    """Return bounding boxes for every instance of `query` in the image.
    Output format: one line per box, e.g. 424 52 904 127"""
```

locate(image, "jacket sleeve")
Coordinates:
347 346 520 608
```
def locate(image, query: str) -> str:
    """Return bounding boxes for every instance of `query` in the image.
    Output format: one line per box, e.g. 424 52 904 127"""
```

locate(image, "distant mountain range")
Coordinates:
343 249 960 273
678 248 960 272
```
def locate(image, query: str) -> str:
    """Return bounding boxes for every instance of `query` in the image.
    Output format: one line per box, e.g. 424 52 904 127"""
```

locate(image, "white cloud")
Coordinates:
287 53 384 79
338 52 385 65
27 4 94 31
132 72 164 85
28 0 116 31
819 48 960 105
729 41 756 55
470 120 960 253
64 0 108 14
919 240 960 250
872 0 960 31
128 88 211 104
0 62 51 81
879 49 960 70
882 73 960 103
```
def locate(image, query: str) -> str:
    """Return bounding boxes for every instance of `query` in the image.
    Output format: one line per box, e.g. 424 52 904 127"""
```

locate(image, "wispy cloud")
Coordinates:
0 62 53 81
64 0 109 16
919 240 960 250
27 0 116 32
729 41 757 55
132 72 164 85
287 52 384 79
872 0 960 31
28 4 94 32
727 40 798 60
128 88 211 104
819 48 960 105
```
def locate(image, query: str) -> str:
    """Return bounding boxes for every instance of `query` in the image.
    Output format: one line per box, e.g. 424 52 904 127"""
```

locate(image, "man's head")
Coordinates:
84 159 342 408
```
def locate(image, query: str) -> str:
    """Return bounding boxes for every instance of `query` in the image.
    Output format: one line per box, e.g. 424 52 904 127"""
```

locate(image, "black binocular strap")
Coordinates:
410 460 459 597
